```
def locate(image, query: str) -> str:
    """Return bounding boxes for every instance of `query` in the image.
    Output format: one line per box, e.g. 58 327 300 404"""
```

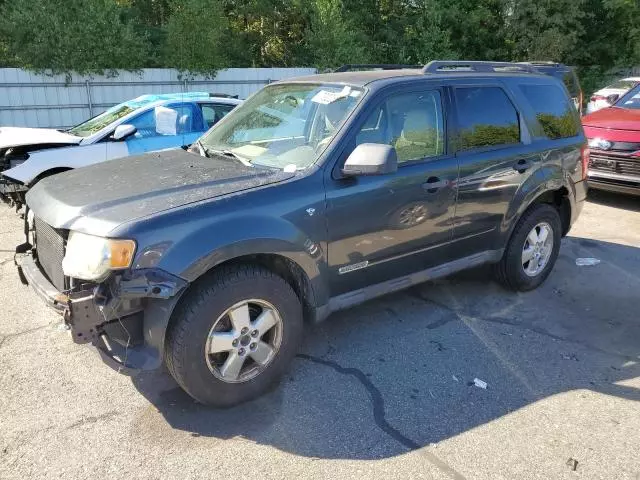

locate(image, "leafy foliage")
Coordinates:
0 0 149 76
0 0 637 87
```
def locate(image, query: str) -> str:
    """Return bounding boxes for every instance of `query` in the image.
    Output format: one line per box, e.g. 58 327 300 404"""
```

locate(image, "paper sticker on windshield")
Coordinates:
312 86 352 104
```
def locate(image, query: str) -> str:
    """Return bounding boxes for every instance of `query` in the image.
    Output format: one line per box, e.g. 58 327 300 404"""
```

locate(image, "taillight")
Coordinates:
632 151 640 158
590 95 606 102
581 145 590 180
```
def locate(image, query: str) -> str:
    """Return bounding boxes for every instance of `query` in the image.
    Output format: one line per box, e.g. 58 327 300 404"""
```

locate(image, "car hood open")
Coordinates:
26 149 294 236
0 127 82 149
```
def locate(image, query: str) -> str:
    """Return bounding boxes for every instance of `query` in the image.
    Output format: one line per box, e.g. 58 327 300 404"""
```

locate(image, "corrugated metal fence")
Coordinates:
0 68 316 129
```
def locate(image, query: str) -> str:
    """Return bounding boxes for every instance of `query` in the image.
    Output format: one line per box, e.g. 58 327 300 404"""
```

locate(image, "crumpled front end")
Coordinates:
15 210 189 372
0 147 29 207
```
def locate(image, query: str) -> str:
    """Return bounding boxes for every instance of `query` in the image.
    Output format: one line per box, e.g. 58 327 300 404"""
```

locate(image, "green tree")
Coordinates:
506 0 588 63
305 0 373 68
0 0 149 75
165 0 228 74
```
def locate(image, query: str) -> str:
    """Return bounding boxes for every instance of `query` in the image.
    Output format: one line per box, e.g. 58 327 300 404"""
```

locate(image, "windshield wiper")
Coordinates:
206 148 252 166
195 139 208 157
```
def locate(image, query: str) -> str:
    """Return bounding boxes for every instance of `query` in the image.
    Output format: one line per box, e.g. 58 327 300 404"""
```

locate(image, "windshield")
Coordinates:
68 102 136 137
199 83 364 170
615 84 640 110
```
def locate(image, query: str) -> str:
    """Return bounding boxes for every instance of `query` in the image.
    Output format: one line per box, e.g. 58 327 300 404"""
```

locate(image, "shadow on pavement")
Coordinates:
131 236 640 460
587 189 640 212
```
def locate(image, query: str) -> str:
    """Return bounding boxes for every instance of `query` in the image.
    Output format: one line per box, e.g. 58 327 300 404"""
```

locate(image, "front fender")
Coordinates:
133 214 329 308
3 144 106 185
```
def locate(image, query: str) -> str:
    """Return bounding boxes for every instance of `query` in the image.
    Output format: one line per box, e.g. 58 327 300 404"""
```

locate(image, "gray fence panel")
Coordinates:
0 67 316 129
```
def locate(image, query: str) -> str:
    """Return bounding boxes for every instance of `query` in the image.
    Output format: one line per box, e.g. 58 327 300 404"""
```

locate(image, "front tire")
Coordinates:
165 264 303 407
494 204 562 291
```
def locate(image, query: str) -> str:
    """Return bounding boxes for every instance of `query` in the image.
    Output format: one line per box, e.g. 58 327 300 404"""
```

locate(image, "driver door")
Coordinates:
325 87 459 296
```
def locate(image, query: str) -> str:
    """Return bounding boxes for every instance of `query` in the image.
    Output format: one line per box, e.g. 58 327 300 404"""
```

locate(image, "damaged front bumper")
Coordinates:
0 177 27 206
16 250 188 373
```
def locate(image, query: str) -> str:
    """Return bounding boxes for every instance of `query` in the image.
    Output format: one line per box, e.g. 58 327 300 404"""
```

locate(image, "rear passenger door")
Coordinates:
447 81 540 256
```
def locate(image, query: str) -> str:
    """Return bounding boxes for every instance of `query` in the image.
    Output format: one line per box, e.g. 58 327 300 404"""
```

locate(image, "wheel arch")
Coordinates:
28 167 73 187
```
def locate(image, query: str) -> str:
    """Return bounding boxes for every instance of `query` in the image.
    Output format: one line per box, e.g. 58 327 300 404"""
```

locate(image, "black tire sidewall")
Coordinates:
167 268 303 407
502 204 562 291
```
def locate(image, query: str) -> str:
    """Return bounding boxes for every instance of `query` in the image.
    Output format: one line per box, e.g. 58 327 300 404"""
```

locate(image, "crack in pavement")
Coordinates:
67 411 121 430
296 354 467 480
0 324 50 349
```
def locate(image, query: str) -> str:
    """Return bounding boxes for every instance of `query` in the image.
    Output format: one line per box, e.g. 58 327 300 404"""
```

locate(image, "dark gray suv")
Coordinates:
16 61 588 407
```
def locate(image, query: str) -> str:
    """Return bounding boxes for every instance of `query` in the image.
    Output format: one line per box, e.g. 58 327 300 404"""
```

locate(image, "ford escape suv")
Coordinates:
16 61 588 407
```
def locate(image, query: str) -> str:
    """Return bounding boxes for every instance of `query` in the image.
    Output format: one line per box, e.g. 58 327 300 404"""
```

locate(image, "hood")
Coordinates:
582 107 640 132
0 127 82 150
26 149 294 236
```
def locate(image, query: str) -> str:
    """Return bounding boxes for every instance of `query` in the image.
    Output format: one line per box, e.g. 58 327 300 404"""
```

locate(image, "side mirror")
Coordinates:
606 93 620 104
341 143 398 176
112 124 137 141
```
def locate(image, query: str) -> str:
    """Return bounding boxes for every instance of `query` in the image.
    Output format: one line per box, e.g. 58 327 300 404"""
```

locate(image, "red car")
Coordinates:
582 83 640 195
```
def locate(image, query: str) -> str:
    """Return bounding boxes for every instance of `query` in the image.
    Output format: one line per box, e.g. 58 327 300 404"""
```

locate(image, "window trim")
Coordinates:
330 84 451 178
450 83 525 156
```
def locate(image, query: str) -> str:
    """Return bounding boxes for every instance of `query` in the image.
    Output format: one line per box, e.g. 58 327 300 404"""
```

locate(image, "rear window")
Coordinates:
608 80 639 90
519 84 580 139
454 87 520 151
535 67 580 98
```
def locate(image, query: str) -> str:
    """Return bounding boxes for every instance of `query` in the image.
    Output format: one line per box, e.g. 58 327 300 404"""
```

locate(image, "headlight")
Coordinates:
62 231 136 281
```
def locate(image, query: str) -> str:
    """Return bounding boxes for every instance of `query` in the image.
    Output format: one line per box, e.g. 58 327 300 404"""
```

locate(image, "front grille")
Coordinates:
589 153 640 178
34 217 67 291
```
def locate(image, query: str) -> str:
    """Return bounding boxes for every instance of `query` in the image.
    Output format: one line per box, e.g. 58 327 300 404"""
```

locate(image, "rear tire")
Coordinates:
165 264 303 407
494 204 562 291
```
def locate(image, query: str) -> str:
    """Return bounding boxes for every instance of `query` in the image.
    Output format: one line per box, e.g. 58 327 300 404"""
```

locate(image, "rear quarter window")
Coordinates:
519 84 581 139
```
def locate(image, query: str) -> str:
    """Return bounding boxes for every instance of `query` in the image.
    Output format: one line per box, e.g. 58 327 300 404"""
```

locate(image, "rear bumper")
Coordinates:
16 251 184 372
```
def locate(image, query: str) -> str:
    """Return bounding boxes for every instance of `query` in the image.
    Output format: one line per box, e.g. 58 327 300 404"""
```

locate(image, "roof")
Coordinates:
126 92 242 109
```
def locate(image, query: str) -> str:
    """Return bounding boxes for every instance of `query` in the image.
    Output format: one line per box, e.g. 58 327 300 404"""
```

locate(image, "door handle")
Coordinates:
422 177 448 193
513 159 532 173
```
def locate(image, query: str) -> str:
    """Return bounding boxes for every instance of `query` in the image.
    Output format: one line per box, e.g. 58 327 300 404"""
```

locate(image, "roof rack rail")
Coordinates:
517 61 561 66
209 93 239 99
422 61 540 74
334 64 422 72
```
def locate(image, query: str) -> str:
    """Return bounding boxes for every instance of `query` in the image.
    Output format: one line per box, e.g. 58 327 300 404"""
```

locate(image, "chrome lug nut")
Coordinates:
232 339 239 347
238 347 246 356
250 342 257 350
241 327 249 335
251 329 259 337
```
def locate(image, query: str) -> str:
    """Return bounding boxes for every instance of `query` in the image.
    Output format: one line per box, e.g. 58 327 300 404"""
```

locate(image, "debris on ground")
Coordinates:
473 378 488 389
576 257 601 266
566 458 579 471
452 375 459 382
562 353 579 361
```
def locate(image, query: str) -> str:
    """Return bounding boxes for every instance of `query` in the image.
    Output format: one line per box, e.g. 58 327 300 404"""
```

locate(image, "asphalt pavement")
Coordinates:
1 189 639 479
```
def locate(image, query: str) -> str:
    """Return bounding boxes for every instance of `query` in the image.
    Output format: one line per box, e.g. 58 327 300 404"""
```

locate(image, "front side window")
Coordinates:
454 87 520 151
355 90 444 163
200 83 364 170
519 84 580 139
616 84 640 110
128 104 194 138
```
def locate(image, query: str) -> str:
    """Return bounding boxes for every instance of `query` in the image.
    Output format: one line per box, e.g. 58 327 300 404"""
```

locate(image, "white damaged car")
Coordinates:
0 92 241 207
